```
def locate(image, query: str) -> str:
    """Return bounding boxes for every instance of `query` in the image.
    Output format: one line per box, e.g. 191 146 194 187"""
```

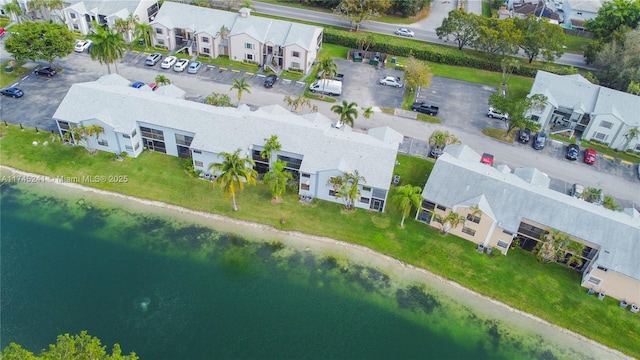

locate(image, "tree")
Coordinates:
389 0 430 17
436 10 480 50
114 14 139 44
155 74 171 86
4 22 74 66
3 0 26 24
513 16 565 63
403 57 432 92
1 331 138 359
263 159 293 201
334 0 391 31
391 185 423 228
473 17 521 55
592 29 640 91
86 22 126 74
327 171 365 210
622 127 640 151
331 100 359 128
535 230 585 268
361 106 374 119
65 124 104 155
260 134 282 166
628 81 640 95
437 210 465 234
135 22 154 49
230 77 251 105
603 196 621 211
355 32 376 51
208 149 257 211
283 94 311 113
584 0 640 42
582 187 603 204
204 93 232 107
428 130 460 148
500 58 520 86
317 57 338 99
216 25 230 41
488 90 547 136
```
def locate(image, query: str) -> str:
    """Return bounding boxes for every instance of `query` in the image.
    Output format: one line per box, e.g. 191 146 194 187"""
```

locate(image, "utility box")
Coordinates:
353 52 362 62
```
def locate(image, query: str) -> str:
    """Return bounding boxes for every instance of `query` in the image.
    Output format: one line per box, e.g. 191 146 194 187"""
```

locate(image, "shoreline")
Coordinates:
1 166 633 360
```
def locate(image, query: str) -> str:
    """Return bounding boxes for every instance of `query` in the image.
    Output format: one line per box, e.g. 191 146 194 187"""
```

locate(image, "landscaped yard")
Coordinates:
1 124 639 359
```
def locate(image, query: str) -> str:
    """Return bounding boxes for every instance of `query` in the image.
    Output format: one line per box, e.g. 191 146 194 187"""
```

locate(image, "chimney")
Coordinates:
239 7 251 18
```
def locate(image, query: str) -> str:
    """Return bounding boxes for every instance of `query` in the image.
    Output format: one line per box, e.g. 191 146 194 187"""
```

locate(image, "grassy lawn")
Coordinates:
564 35 592 55
0 16 10 28
2 124 639 358
319 43 349 60
481 127 514 143
0 60 29 87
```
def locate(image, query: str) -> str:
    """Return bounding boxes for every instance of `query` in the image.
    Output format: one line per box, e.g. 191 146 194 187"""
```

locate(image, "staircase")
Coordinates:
170 39 193 56
264 53 280 73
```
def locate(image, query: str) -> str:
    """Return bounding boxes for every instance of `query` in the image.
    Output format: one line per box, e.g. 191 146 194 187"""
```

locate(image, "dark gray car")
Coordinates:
533 132 547 150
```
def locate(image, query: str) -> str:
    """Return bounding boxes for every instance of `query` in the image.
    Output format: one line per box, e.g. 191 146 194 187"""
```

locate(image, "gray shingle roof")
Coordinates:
67 0 141 16
52 76 402 190
422 145 640 281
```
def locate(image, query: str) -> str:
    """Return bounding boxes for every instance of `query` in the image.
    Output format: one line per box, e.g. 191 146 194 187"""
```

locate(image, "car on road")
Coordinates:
131 82 145 88
148 83 159 91
264 74 277 88
566 144 580 160
33 67 57 77
533 132 547 150
161 56 178 69
74 39 92 52
584 148 597 165
487 107 509 120
480 153 494 166
173 58 189 72
187 61 202 74
379 76 403 87
518 128 531 144
145 53 162 66
411 102 439 116
0 87 24 98
395 28 414 37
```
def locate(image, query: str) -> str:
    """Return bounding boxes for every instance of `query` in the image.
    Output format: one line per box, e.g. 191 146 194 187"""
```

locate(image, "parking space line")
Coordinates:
296 81 306 85
219 67 228 71
206 65 216 69
245 72 254 76
257 74 266 78
603 154 614 160
621 160 632 165
231 69 240 73
282 79 291 83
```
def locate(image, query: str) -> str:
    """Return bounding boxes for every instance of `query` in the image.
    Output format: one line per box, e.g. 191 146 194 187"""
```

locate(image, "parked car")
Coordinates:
379 76 403 87
187 61 202 74
584 148 597 165
161 56 178 69
148 83 159 91
264 74 277 88
533 132 547 150
395 28 414 37
145 53 162 66
480 153 494 166
173 58 189 72
518 128 531 144
0 87 24 98
74 39 92 52
33 67 56 77
487 107 509 120
316 70 344 81
131 82 145 89
566 144 580 160
411 102 439 116
570 183 584 198
429 145 444 159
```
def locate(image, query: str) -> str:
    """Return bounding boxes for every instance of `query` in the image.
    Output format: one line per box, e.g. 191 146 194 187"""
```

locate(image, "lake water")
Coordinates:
0 182 607 359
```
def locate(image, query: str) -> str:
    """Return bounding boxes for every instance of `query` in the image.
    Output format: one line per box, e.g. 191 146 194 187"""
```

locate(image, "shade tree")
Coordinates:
335 0 391 31
435 10 480 50
4 22 74 66
513 16 565 63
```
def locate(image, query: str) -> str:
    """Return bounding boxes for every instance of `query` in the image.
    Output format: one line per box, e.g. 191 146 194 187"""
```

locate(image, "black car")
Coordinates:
0 87 24 98
34 66 57 77
411 102 439 116
264 74 277 88
518 128 531 144
566 144 580 160
429 145 444 159
533 132 547 150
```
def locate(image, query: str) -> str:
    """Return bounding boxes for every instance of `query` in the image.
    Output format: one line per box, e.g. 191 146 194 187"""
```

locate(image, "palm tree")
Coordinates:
331 100 359 128
338 170 365 210
86 22 125 74
622 127 640 151
155 74 171 86
204 93 232 107
208 149 257 211
428 130 461 148
317 57 338 99
216 25 230 54
603 196 621 211
263 159 293 201
260 135 282 167
437 210 466 234
391 185 423 228
283 94 311 113
361 106 374 119
3 0 25 24
581 187 602 204
114 14 140 45
134 22 154 49
66 124 104 154
230 77 251 105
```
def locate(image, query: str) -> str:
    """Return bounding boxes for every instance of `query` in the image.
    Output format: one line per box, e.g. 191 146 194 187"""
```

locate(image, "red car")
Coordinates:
584 148 597 165
480 153 494 166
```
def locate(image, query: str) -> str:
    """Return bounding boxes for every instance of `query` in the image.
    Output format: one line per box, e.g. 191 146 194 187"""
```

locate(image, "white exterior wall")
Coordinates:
316 169 345 205
582 115 623 146
228 33 260 64
65 8 90 34
137 122 194 158
284 44 306 72
153 24 172 49
530 103 554 129
192 150 225 176
562 2 598 24
196 32 216 58
299 172 315 197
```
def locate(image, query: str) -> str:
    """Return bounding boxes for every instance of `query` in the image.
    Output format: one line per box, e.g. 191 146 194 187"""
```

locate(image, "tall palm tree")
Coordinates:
230 77 251 105
438 210 466 234
331 100 359 128
391 185 423 228
204 93 232 107
216 25 230 54
208 149 257 211
134 22 154 49
260 134 281 166
262 159 292 201
317 57 338 99
339 170 365 210
155 74 171 86
86 22 125 74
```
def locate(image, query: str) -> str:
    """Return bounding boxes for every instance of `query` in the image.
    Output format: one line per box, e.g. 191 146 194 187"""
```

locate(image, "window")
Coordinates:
461 227 476 236
123 134 130 139
131 129 137 137
175 134 193 146
436 205 447 211
599 121 613 129
73 24 79 30
636 144 640 151
594 132 607 141
193 149 202 154
125 145 133 151
503 229 513 235
466 214 481 224
70 13 76 19
202 37 209 43
292 51 300 58
194 160 203 167
134 142 140 150
587 276 601 285
497 240 509 249
97 139 108 146
291 62 300 69
155 28 163 34
158 39 164 46
301 183 310 190
362 186 371 192
203 48 210 54
360 197 370 204
329 190 336 197
577 11 583 15
301 173 310 178
58 121 70 130
140 126 164 141
246 54 253 61
245 43 253 49
597 266 608 272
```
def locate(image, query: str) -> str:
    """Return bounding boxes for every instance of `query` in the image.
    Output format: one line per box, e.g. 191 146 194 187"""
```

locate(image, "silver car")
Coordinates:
145 53 162 66
187 61 202 74
379 76 403 87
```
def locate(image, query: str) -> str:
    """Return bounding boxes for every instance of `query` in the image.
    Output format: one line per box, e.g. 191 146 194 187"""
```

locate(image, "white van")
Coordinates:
309 79 342 96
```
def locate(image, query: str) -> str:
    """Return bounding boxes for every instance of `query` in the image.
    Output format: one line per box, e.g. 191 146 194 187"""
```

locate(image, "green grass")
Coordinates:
0 16 10 28
2 124 640 359
416 113 441 123
481 127 514 143
0 60 29 87
319 43 349 60
564 35 593 55
549 133 577 144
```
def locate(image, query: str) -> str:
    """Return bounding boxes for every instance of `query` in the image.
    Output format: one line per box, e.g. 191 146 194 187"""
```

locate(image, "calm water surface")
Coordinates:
0 184 591 359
